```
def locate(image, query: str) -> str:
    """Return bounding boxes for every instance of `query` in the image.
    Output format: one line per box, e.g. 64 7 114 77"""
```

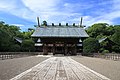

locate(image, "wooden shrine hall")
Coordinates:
31 17 89 55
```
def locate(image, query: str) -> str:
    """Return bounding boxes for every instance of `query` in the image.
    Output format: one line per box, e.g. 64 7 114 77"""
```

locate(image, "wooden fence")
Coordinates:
93 53 120 61
0 52 43 60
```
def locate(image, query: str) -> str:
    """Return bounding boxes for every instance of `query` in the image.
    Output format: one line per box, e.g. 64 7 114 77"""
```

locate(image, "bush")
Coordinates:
21 39 35 52
99 48 105 53
112 45 120 53
81 52 94 56
102 50 109 53
83 38 99 53
9 44 21 52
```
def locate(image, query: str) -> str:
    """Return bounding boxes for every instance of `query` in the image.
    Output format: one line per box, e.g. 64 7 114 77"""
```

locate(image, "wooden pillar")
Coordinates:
43 44 46 55
53 43 55 55
72 44 77 55
64 43 67 55
43 44 45 54
81 42 83 52
46 44 48 55
81 38 84 53
74 44 77 55
43 44 48 55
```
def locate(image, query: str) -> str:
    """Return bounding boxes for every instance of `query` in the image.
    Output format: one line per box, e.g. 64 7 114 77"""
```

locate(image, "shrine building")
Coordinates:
31 17 89 55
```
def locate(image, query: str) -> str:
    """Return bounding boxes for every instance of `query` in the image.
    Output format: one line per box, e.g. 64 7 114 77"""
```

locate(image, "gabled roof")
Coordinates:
31 27 89 38
14 37 23 43
98 37 108 43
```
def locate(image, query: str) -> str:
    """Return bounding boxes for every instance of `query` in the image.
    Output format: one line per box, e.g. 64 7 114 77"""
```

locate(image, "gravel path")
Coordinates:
71 56 120 80
0 56 49 80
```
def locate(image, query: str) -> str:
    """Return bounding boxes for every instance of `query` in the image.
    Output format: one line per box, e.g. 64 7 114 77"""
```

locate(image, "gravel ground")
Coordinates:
71 56 120 80
0 56 49 80
1 55 120 80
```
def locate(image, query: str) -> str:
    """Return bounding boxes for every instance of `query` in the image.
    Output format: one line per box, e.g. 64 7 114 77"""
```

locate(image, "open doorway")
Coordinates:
55 46 64 54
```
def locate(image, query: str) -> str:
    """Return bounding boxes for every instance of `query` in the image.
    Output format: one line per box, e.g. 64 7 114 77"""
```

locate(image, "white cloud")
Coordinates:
11 24 24 27
22 0 60 12
1 0 120 28
71 14 114 27
21 0 84 25
63 2 93 11
53 0 120 26
80 0 120 26
0 0 37 22
0 0 16 10
112 0 120 10
21 0 65 23
81 15 113 26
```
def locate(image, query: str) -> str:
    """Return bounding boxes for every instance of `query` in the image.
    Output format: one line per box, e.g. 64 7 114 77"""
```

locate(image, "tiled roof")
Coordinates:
31 27 89 38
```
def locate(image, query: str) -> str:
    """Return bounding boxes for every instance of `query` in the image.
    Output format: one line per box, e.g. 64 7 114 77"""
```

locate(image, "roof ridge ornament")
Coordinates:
66 23 68 26
59 23 61 26
73 23 75 26
52 23 54 26
80 17 83 28
37 17 40 27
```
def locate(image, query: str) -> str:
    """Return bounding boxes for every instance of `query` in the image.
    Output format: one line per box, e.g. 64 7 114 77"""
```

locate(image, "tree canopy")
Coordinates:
83 38 99 54
84 23 120 53
21 39 35 52
0 21 35 52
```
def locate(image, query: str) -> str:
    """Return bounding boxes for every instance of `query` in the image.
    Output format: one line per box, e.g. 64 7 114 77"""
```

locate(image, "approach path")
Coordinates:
10 57 110 80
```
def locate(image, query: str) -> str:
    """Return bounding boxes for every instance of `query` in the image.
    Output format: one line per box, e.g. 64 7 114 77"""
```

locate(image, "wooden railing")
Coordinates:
93 53 120 61
0 52 43 60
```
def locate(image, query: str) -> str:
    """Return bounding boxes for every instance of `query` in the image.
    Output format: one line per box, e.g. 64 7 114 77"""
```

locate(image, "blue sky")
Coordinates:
0 0 120 31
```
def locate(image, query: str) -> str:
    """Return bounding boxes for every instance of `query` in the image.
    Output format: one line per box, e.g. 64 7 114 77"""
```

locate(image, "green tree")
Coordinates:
0 21 36 52
86 23 120 53
0 21 23 52
0 29 11 51
87 23 109 38
9 44 21 52
21 39 35 52
112 45 120 53
110 26 120 53
83 38 99 54
105 25 115 36
111 26 120 45
42 21 47 26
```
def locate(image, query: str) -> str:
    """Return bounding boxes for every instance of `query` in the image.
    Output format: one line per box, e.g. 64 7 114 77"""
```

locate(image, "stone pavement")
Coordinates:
10 57 110 80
